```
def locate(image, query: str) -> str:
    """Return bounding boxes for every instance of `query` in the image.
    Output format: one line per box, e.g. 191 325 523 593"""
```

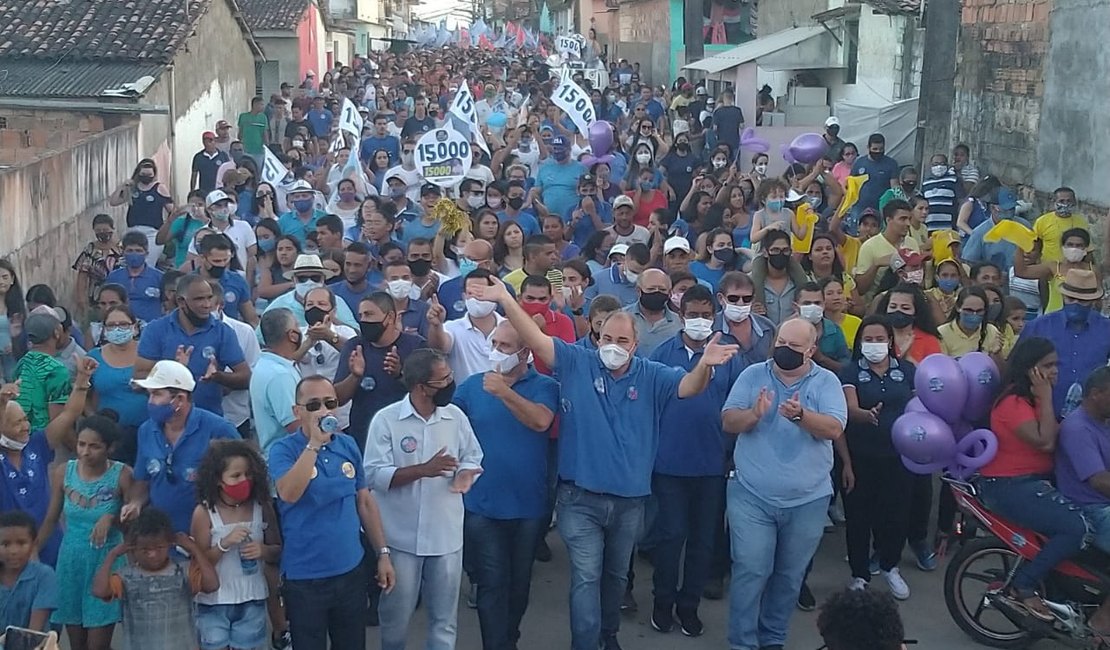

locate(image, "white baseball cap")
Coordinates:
134 360 196 392
286 179 314 194
608 243 630 258
613 195 635 210
205 189 233 206
825 116 840 127
663 236 691 255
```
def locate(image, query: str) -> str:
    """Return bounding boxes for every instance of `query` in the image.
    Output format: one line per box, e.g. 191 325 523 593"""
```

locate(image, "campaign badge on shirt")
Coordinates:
453 299 466 314
858 371 871 383
561 398 572 413
185 467 198 482
890 368 905 383
203 346 217 360
145 287 160 298
341 462 356 479
147 459 162 476
224 291 237 305
360 376 377 391
627 386 638 401
594 377 606 394
400 436 418 453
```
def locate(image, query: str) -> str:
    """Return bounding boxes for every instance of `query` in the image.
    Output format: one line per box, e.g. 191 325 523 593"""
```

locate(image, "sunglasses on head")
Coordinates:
300 397 339 412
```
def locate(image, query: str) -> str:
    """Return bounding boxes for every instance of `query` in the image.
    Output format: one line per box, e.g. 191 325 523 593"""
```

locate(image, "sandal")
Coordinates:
999 588 1055 622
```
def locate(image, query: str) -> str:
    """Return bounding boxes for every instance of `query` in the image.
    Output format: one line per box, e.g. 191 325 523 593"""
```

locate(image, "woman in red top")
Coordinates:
977 336 1086 620
874 283 942 364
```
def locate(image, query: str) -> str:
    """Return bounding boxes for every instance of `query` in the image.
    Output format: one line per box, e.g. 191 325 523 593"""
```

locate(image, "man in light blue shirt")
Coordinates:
250 308 302 455
532 136 587 220
721 318 847 650
962 187 1026 273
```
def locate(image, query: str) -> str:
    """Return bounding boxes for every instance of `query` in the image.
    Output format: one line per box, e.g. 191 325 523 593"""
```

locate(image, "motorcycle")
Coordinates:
944 476 1110 648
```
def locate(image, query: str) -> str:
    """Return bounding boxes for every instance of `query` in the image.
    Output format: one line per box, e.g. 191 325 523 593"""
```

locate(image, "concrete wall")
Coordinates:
0 110 113 166
759 0 828 34
258 35 304 90
0 125 140 307
615 0 672 86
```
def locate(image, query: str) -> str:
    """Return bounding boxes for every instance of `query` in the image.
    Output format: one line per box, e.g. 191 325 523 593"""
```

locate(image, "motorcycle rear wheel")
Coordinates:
944 537 1034 649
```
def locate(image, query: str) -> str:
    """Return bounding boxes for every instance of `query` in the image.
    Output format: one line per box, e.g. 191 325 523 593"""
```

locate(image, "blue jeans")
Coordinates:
977 475 1088 593
464 512 546 650
727 480 828 650
378 549 463 650
651 473 725 611
556 482 645 650
283 564 367 650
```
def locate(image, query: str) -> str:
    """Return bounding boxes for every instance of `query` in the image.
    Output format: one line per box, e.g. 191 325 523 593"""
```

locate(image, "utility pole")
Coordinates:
914 0 960 167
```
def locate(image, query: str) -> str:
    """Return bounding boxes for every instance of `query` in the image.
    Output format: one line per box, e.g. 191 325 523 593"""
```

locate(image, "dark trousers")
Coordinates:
909 473 958 543
465 512 546 650
650 473 725 611
844 453 914 579
283 563 367 650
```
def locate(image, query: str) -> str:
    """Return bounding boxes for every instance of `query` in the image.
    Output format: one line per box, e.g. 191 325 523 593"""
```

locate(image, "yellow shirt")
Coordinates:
834 313 862 347
1033 212 1088 263
909 223 929 249
840 236 862 276
502 268 527 294
938 321 1002 357
852 234 920 292
1001 324 1017 358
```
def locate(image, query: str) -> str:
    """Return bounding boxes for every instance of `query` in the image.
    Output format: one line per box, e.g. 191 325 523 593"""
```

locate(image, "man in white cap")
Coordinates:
262 254 360 329
188 189 258 278
822 116 846 162
278 179 327 246
608 196 650 247
123 359 241 534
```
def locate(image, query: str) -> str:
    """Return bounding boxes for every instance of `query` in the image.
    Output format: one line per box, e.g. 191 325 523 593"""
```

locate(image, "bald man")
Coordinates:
437 239 515 320
622 268 681 357
474 276 738 650
721 318 847 650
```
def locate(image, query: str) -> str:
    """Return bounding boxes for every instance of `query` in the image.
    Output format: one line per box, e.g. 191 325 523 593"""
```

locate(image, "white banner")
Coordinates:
328 132 347 154
338 98 364 138
260 147 291 186
448 85 490 157
415 127 473 188
556 34 582 59
551 77 596 137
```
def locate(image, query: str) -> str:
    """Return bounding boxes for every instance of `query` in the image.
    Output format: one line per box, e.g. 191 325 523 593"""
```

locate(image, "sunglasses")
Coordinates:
163 451 178 485
297 274 324 283
723 294 755 304
300 397 339 412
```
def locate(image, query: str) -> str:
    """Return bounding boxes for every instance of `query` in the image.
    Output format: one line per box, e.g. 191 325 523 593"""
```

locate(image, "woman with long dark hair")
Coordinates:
0 260 27 380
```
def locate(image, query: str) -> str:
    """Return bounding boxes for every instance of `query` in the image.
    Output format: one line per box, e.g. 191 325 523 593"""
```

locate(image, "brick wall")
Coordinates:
0 110 110 165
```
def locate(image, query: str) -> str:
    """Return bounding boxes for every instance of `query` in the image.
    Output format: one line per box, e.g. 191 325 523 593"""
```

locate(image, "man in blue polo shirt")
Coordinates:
195 233 257 326
136 274 250 416
454 320 559 650
105 231 163 325
588 243 647 307
306 96 334 139
190 131 230 193
270 375 394 650
648 285 746 637
475 277 738 650
563 173 613 249
278 180 327 246
532 137 587 220
124 360 240 533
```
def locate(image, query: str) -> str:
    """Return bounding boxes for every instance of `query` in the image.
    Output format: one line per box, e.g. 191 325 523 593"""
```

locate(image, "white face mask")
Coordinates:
487 197 502 209
712 159 727 169
295 280 322 298
683 317 713 341
489 348 522 373
1063 247 1087 263
723 303 751 323
636 153 651 164
806 196 822 209
467 195 485 209
798 304 824 324
755 163 768 174
598 343 631 370
930 164 948 177
465 297 497 318
0 435 27 452
904 269 924 284
386 279 413 299
623 269 639 284
861 341 890 364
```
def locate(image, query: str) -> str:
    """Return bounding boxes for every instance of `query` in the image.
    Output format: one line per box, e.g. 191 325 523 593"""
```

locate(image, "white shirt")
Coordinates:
296 323 357 430
363 398 483 556
464 164 496 186
189 219 257 271
220 313 261 427
442 313 504 381
608 224 651 247
381 164 422 202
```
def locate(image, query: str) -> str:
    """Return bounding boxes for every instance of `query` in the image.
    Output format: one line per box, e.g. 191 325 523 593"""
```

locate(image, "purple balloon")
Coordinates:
786 133 827 165
906 397 928 413
588 121 613 157
902 456 949 475
955 428 999 470
580 153 614 167
740 127 770 154
952 420 973 441
958 352 1001 423
913 353 969 424
892 412 957 465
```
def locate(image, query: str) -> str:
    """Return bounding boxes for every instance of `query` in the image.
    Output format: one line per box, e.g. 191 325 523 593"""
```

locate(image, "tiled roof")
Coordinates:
862 0 922 15
238 0 310 31
0 0 211 64
0 60 165 98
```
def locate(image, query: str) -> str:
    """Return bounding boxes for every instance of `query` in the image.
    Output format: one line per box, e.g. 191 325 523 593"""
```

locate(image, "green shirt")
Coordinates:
13 351 70 430
167 215 208 267
237 111 268 154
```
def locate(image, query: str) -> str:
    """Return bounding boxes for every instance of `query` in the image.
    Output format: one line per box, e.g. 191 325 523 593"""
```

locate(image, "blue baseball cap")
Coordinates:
993 187 1017 211
551 135 568 148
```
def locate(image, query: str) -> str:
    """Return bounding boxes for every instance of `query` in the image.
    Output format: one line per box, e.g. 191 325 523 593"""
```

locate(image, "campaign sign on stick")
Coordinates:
552 77 596 136
416 128 473 188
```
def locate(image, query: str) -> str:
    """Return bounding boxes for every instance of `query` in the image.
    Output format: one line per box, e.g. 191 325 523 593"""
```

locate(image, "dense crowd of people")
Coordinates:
0 36 1109 650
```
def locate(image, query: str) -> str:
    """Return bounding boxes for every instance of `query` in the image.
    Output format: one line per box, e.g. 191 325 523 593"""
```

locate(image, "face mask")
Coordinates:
676 143 690 153
390 186 406 198
623 269 639 284
754 163 768 174
386 279 413 299
95 232 113 243
487 197 503 209
766 199 784 213
904 269 925 284
598 343 631 370
360 320 386 343
639 291 669 312
860 342 889 364
212 206 233 221
208 264 227 279
409 259 432 276
518 141 532 153
683 317 713 341
552 149 570 162
293 199 314 213
773 345 806 371
870 150 884 160
723 303 751 323
431 381 456 407
768 252 790 271
934 277 959 294
712 159 727 169
295 280 322 298
799 304 824 324
1064 302 1091 324
713 248 736 264
306 306 331 326
124 252 146 269
0 436 27 452
959 312 984 329
466 297 497 318
901 182 917 194
636 153 651 164
458 257 478 277
987 303 1003 321
105 327 134 345
148 399 178 425
1055 202 1073 217
257 238 276 253
640 180 656 191
508 196 525 210
466 195 485 209
489 348 522 373
221 479 253 502
806 196 822 209
1063 247 1086 263
931 165 947 177
138 173 155 183
339 191 357 203
888 311 915 329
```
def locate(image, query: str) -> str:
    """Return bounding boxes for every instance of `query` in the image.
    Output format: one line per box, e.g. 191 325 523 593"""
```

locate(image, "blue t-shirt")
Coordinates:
137 311 246 415
722 361 847 508
586 264 639 307
552 339 684 497
496 209 540 237
332 276 384 315
563 198 614 249
204 270 251 322
270 431 366 580
660 151 701 199
1020 310 1110 418
0 561 56 631
535 159 588 221
854 154 901 212
134 407 240 533
105 266 164 325
689 261 726 290
278 209 328 246
454 368 559 519
399 218 440 248
359 135 401 165
306 108 334 138
88 347 148 428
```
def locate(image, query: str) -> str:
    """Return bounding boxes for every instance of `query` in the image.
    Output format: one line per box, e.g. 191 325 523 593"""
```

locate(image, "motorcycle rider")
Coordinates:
978 337 1087 621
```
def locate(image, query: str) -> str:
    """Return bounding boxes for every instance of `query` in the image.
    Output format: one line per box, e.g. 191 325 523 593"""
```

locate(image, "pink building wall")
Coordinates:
297 3 323 82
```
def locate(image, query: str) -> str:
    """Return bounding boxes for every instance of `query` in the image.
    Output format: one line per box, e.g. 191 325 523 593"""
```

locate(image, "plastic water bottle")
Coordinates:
1062 382 1083 419
239 533 258 575
320 414 340 434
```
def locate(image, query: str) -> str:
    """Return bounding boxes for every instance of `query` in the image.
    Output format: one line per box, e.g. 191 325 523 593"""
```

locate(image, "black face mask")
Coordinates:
772 345 805 371
902 182 917 194
181 305 209 327
887 311 915 329
305 306 329 326
676 143 690 154
95 232 113 243
508 196 525 210
360 320 386 344
713 248 736 264
768 252 790 271
639 291 669 312
430 380 456 407
208 265 227 279
869 150 884 160
409 259 432 276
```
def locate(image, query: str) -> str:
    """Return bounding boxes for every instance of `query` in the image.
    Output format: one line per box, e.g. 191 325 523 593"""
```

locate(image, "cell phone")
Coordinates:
4 626 51 650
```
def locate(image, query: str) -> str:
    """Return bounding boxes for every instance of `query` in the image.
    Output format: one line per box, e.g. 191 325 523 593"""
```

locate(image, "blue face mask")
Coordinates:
959 312 984 329
104 327 134 346
937 278 960 294
1063 302 1091 324
766 199 784 213
148 399 177 425
292 198 314 213
458 257 478 277
124 252 146 269
257 238 276 253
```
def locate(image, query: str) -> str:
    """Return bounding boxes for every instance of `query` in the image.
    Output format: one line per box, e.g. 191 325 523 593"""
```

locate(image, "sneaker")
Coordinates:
869 552 880 576
620 588 638 613
467 582 478 609
848 577 869 591
702 575 724 600
676 607 704 637
650 603 673 633
271 630 292 650
828 500 846 524
910 540 938 572
883 568 910 600
759 646 785 650
535 538 552 563
797 582 816 611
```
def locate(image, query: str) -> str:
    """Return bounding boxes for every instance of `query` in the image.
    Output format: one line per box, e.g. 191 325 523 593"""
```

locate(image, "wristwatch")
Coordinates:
571 307 584 316
378 547 391 556
791 408 804 423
